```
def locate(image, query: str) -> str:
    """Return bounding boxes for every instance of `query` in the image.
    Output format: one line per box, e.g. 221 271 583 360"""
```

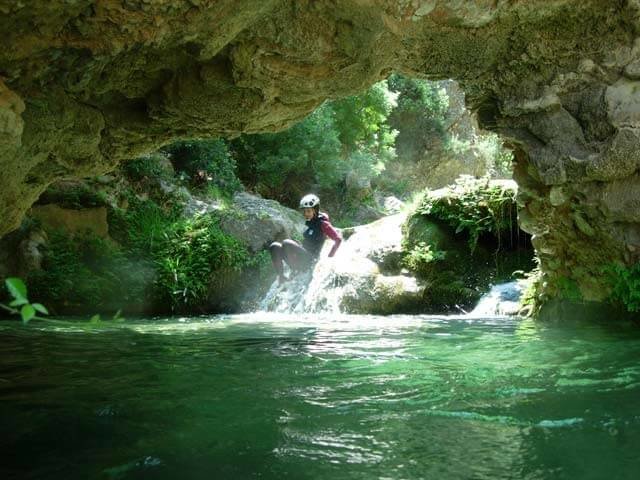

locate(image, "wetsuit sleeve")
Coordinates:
320 219 342 257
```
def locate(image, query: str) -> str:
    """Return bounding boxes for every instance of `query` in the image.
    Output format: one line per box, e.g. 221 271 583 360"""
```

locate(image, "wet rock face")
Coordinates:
1 0 639 300
508 50 640 300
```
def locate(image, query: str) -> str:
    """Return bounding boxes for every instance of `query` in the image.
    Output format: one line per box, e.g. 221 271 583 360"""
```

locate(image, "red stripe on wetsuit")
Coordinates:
320 217 342 257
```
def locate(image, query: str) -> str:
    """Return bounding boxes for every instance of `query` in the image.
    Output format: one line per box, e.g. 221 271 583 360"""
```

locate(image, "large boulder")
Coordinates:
325 213 426 314
401 178 534 313
338 270 425 315
219 191 303 252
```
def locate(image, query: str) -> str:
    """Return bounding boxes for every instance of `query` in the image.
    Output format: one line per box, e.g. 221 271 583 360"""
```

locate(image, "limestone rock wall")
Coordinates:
2 0 640 301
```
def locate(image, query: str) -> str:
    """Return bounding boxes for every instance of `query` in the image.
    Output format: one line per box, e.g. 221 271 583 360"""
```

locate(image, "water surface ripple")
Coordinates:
1 313 639 479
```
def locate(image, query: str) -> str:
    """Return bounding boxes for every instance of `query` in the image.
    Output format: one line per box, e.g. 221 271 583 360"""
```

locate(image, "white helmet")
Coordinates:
299 193 320 209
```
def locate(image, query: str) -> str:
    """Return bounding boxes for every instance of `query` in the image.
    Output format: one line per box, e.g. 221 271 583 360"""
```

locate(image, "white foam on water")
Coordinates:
258 213 523 317
259 214 407 314
469 281 523 317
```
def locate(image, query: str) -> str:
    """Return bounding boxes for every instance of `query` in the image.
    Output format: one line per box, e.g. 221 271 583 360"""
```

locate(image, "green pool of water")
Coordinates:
1 313 639 479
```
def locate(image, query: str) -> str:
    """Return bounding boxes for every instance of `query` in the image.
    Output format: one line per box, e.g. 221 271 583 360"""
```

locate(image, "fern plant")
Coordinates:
606 263 640 312
417 176 516 251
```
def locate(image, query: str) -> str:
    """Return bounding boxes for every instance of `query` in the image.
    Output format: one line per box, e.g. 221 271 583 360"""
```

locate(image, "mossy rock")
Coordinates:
403 214 453 252
340 274 425 315
401 189 534 313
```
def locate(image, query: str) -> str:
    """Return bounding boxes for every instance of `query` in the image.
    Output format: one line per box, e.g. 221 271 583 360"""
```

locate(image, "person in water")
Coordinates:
269 193 342 283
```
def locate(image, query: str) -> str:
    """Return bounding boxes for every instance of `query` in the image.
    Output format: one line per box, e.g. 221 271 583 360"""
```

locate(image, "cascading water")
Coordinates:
259 213 421 314
259 212 525 316
469 281 524 316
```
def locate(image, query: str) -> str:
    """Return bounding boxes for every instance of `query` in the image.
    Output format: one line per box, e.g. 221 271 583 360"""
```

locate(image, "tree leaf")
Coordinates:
32 303 49 315
21 304 36 324
9 298 28 307
6 277 27 301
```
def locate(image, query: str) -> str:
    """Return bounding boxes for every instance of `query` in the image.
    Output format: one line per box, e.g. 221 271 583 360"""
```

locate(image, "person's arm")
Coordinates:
320 219 342 257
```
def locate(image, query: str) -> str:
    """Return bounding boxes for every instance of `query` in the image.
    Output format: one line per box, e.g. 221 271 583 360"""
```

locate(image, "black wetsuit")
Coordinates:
269 212 342 279
302 213 328 258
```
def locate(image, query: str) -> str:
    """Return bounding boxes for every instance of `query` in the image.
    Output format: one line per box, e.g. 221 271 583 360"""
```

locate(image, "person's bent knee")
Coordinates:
282 239 298 249
269 241 283 252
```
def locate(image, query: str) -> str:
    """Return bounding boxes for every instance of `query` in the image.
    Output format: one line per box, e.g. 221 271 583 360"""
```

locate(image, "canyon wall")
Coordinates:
2 0 639 300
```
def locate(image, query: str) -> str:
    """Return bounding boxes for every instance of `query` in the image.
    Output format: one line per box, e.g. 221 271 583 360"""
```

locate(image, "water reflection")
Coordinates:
0 314 639 479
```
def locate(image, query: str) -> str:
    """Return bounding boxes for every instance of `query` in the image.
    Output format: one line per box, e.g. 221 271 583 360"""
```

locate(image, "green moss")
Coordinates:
556 276 583 302
517 264 543 317
402 214 452 251
605 262 640 313
416 176 518 251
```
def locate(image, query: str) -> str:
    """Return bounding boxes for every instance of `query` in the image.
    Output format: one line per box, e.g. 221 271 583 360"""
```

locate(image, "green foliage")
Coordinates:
417 176 517 251
163 138 242 196
28 231 152 312
5 277 27 302
231 82 396 207
36 182 107 209
155 214 255 310
231 103 343 204
387 74 449 163
200 74 513 225
123 153 172 181
332 80 396 153
111 196 259 311
29 192 260 314
0 277 49 324
29 231 99 307
605 262 640 312
110 196 178 256
476 134 514 178
402 241 446 276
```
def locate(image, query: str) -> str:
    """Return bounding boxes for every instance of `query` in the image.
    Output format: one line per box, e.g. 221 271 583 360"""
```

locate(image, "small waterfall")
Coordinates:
258 214 524 317
469 281 523 316
259 213 410 314
258 269 314 313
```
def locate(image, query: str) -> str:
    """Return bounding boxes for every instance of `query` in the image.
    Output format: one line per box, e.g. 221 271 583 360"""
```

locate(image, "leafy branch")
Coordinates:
0 277 49 324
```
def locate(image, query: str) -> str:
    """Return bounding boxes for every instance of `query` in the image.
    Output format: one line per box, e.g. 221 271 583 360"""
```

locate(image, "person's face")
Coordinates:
302 207 315 220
